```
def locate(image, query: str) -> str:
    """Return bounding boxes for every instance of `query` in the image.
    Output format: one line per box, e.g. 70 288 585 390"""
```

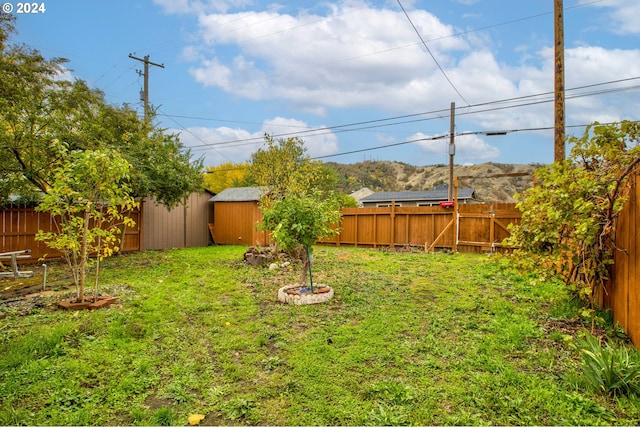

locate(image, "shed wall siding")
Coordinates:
212 201 261 245
142 192 213 250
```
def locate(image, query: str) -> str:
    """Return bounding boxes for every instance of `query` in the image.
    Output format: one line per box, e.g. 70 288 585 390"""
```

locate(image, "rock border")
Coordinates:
58 295 117 311
277 284 334 305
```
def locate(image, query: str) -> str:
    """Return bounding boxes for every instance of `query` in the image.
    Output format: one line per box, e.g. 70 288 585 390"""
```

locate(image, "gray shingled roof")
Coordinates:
209 187 266 202
360 188 475 203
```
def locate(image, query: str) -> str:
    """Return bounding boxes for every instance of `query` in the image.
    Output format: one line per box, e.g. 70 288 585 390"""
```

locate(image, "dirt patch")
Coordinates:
541 317 608 339
143 394 173 410
1 269 120 316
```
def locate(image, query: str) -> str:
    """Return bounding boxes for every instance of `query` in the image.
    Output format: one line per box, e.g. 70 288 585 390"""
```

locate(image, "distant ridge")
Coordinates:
324 161 542 203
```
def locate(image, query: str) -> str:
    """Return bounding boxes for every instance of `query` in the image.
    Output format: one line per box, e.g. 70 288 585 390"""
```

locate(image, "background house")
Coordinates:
360 186 476 207
349 187 375 207
209 187 271 246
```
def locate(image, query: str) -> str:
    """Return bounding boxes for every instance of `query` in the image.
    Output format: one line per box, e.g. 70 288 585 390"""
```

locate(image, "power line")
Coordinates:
395 0 469 106
173 76 640 151
157 107 235 163
203 119 637 172
311 120 639 161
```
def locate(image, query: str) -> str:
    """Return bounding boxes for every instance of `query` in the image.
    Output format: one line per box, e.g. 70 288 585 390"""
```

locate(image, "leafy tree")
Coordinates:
0 16 203 207
260 190 341 288
204 162 252 194
124 119 204 209
507 121 640 327
248 134 335 203
251 134 343 288
0 15 69 200
336 193 359 208
36 149 138 303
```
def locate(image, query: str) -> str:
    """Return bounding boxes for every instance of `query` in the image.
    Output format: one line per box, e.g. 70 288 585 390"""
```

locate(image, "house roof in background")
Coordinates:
361 187 475 203
209 187 266 202
349 187 375 201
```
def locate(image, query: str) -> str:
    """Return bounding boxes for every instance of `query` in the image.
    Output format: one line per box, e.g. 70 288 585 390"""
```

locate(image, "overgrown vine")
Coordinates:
507 121 640 328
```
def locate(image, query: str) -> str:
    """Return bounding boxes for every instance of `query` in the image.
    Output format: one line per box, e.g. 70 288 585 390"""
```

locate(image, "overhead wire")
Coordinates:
311 119 639 161
46 0 617 164
174 76 640 152
152 1 596 105
157 107 236 163
204 119 637 171
395 0 469 106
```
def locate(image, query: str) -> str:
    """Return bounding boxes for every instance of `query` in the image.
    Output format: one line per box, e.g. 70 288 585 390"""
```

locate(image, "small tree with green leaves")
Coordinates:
250 135 342 288
260 190 341 289
506 121 640 328
36 149 138 303
248 134 338 204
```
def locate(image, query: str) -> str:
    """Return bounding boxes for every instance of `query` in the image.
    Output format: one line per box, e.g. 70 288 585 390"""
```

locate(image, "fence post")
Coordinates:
489 203 495 253
453 178 458 253
390 201 396 249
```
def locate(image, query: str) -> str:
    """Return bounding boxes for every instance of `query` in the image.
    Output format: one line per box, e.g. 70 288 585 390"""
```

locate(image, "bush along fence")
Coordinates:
319 202 521 254
0 204 142 262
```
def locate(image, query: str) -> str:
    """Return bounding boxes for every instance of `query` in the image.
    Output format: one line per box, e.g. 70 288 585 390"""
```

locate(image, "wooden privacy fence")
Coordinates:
0 206 142 261
320 202 521 253
607 168 640 347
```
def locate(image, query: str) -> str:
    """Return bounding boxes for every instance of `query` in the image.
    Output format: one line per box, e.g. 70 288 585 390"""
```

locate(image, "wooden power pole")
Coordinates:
554 0 565 162
448 102 455 201
129 54 165 123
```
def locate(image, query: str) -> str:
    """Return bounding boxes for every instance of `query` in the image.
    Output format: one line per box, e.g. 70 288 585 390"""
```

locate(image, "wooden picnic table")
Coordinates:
0 250 33 278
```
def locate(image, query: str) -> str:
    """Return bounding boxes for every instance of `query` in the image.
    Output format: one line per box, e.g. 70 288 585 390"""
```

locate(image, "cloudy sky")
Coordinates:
9 0 640 166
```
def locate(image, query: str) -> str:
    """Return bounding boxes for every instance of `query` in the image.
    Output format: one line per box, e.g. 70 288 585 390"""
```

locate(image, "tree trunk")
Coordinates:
78 208 89 303
300 245 308 286
94 235 101 302
119 222 127 253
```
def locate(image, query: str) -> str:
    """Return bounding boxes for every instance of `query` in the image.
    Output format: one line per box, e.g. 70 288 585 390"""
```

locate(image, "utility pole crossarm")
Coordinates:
128 54 165 123
128 53 165 69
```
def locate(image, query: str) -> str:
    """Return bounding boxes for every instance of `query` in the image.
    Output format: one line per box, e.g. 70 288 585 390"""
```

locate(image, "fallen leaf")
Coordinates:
188 414 205 425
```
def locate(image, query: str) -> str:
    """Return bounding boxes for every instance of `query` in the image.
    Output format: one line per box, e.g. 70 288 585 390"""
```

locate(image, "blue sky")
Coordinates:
8 0 640 167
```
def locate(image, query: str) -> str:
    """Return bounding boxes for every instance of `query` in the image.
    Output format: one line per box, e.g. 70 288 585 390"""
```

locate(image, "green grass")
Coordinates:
0 245 638 425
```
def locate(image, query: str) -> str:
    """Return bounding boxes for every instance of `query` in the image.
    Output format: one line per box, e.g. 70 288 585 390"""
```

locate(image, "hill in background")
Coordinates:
325 161 543 203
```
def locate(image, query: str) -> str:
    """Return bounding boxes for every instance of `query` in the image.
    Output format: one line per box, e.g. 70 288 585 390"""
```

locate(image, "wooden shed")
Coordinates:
209 187 271 246
142 191 214 250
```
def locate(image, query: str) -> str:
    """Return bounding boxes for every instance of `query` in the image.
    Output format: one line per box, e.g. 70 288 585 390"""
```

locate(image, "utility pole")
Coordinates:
448 102 455 201
129 54 164 123
554 0 565 162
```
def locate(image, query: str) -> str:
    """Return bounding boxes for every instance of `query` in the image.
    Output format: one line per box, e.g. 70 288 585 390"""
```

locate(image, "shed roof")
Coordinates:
209 187 266 202
360 187 475 203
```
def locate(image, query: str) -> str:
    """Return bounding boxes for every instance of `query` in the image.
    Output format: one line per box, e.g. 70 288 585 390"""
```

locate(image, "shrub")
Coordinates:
507 121 640 327
576 333 640 397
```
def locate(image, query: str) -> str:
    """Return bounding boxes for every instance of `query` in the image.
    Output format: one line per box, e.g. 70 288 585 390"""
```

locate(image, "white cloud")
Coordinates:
172 117 339 166
188 3 469 111
583 0 640 35
411 132 499 164
184 2 640 128
55 65 74 83
153 0 253 15
175 125 258 166
165 0 640 164
262 117 339 158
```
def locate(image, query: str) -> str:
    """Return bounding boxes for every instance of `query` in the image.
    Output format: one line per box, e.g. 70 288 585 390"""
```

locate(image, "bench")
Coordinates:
0 250 33 278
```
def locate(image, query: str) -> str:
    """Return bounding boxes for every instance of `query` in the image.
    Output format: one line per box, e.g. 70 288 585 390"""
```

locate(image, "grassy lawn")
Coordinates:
1 245 638 425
